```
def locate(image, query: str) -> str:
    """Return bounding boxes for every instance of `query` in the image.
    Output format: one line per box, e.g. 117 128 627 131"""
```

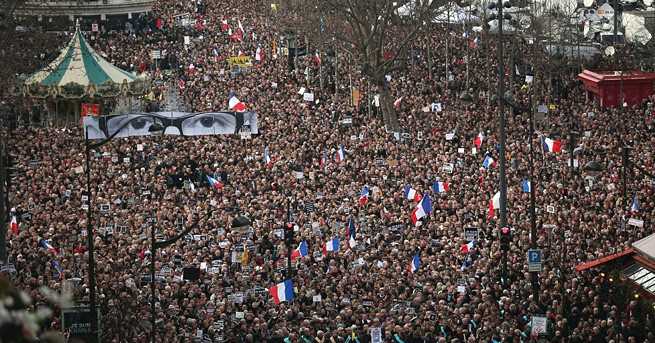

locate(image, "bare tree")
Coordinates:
291 0 447 131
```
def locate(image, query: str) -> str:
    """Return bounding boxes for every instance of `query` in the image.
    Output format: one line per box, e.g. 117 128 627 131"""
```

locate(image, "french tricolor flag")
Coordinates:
10 209 19 235
228 93 247 112
269 279 294 304
255 46 262 62
335 145 346 162
220 19 230 32
460 240 475 254
320 149 328 169
482 154 494 170
38 239 59 255
403 185 422 203
410 194 432 226
542 137 562 153
631 194 640 213
359 186 370 206
393 96 403 109
207 175 224 190
408 253 421 273
346 218 357 248
323 237 340 256
291 241 309 261
473 132 484 148
263 146 272 166
432 180 449 193
488 191 501 219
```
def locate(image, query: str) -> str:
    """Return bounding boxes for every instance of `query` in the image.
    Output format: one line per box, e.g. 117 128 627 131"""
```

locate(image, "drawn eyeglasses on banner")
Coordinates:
84 111 258 139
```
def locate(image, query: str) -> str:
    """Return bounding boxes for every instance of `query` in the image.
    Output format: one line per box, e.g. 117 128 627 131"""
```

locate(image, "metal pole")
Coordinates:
622 146 629 206
150 223 156 343
286 202 292 277
528 96 539 305
335 45 339 96
446 2 450 91
84 127 98 343
496 0 509 285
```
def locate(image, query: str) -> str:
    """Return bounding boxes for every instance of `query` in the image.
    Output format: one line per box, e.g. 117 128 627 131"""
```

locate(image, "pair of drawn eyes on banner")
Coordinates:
105 114 236 136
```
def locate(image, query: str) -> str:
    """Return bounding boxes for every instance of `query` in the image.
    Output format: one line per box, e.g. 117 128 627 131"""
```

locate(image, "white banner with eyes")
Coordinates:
83 111 259 140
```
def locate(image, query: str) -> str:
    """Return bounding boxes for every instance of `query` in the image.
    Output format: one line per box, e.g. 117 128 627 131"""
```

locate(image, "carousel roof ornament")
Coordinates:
23 24 143 99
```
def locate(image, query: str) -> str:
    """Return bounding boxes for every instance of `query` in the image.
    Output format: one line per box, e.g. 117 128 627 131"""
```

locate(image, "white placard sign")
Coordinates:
628 218 644 228
303 93 315 102
371 327 382 343
431 103 443 112
530 316 548 336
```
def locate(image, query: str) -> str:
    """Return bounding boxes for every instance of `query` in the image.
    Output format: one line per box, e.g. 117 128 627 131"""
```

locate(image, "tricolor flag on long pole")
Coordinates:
269 279 294 304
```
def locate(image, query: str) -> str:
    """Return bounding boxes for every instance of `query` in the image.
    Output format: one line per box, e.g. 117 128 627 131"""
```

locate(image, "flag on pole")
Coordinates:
408 253 421 273
10 208 19 235
291 241 309 260
403 185 422 203
410 194 432 226
473 132 484 148
263 146 272 166
323 237 341 256
432 180 449 193
269 279 294 304
488 192 501 219
631 194 640 213
460 240 475 254
207 175 224 190
482 154 494 170
542 137 562 153
335 145 346 162
359 186 370 206
521 179 531 193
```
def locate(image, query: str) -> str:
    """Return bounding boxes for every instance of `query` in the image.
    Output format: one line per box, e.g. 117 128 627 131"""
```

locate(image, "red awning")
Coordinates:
575 248 635 272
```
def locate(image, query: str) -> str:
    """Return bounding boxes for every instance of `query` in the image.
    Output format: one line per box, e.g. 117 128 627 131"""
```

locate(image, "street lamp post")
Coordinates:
495 0 510 285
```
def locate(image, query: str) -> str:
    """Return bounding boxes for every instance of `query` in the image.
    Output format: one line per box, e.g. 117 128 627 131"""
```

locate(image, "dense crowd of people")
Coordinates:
2 0 655 342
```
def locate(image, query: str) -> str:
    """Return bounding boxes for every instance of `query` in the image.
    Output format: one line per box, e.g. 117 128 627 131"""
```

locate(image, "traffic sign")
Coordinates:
528 249 543 272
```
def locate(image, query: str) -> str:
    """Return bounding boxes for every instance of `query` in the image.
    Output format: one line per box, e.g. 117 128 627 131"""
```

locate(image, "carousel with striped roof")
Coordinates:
22 21 148 121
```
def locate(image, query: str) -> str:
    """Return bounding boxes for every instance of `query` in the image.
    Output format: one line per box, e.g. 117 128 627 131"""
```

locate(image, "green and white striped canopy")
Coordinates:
26 29 136 87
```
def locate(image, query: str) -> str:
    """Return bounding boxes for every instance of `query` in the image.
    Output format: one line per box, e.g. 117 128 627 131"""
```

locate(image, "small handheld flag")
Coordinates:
488 191 501 219
335 145 346 162
482 154 494 170
410 194 432 226
542 137 562 153
473 132 484 148
269 279 294 304
521 179 531 193
432 180 449 193
409 253 421 273
207 175 224 190
291 241 309 260
263 146 272 166
359 186 370 206
460 240 475 254
403 185 422 203
10 209 19 235
323 237 340 256
631 194 640 213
